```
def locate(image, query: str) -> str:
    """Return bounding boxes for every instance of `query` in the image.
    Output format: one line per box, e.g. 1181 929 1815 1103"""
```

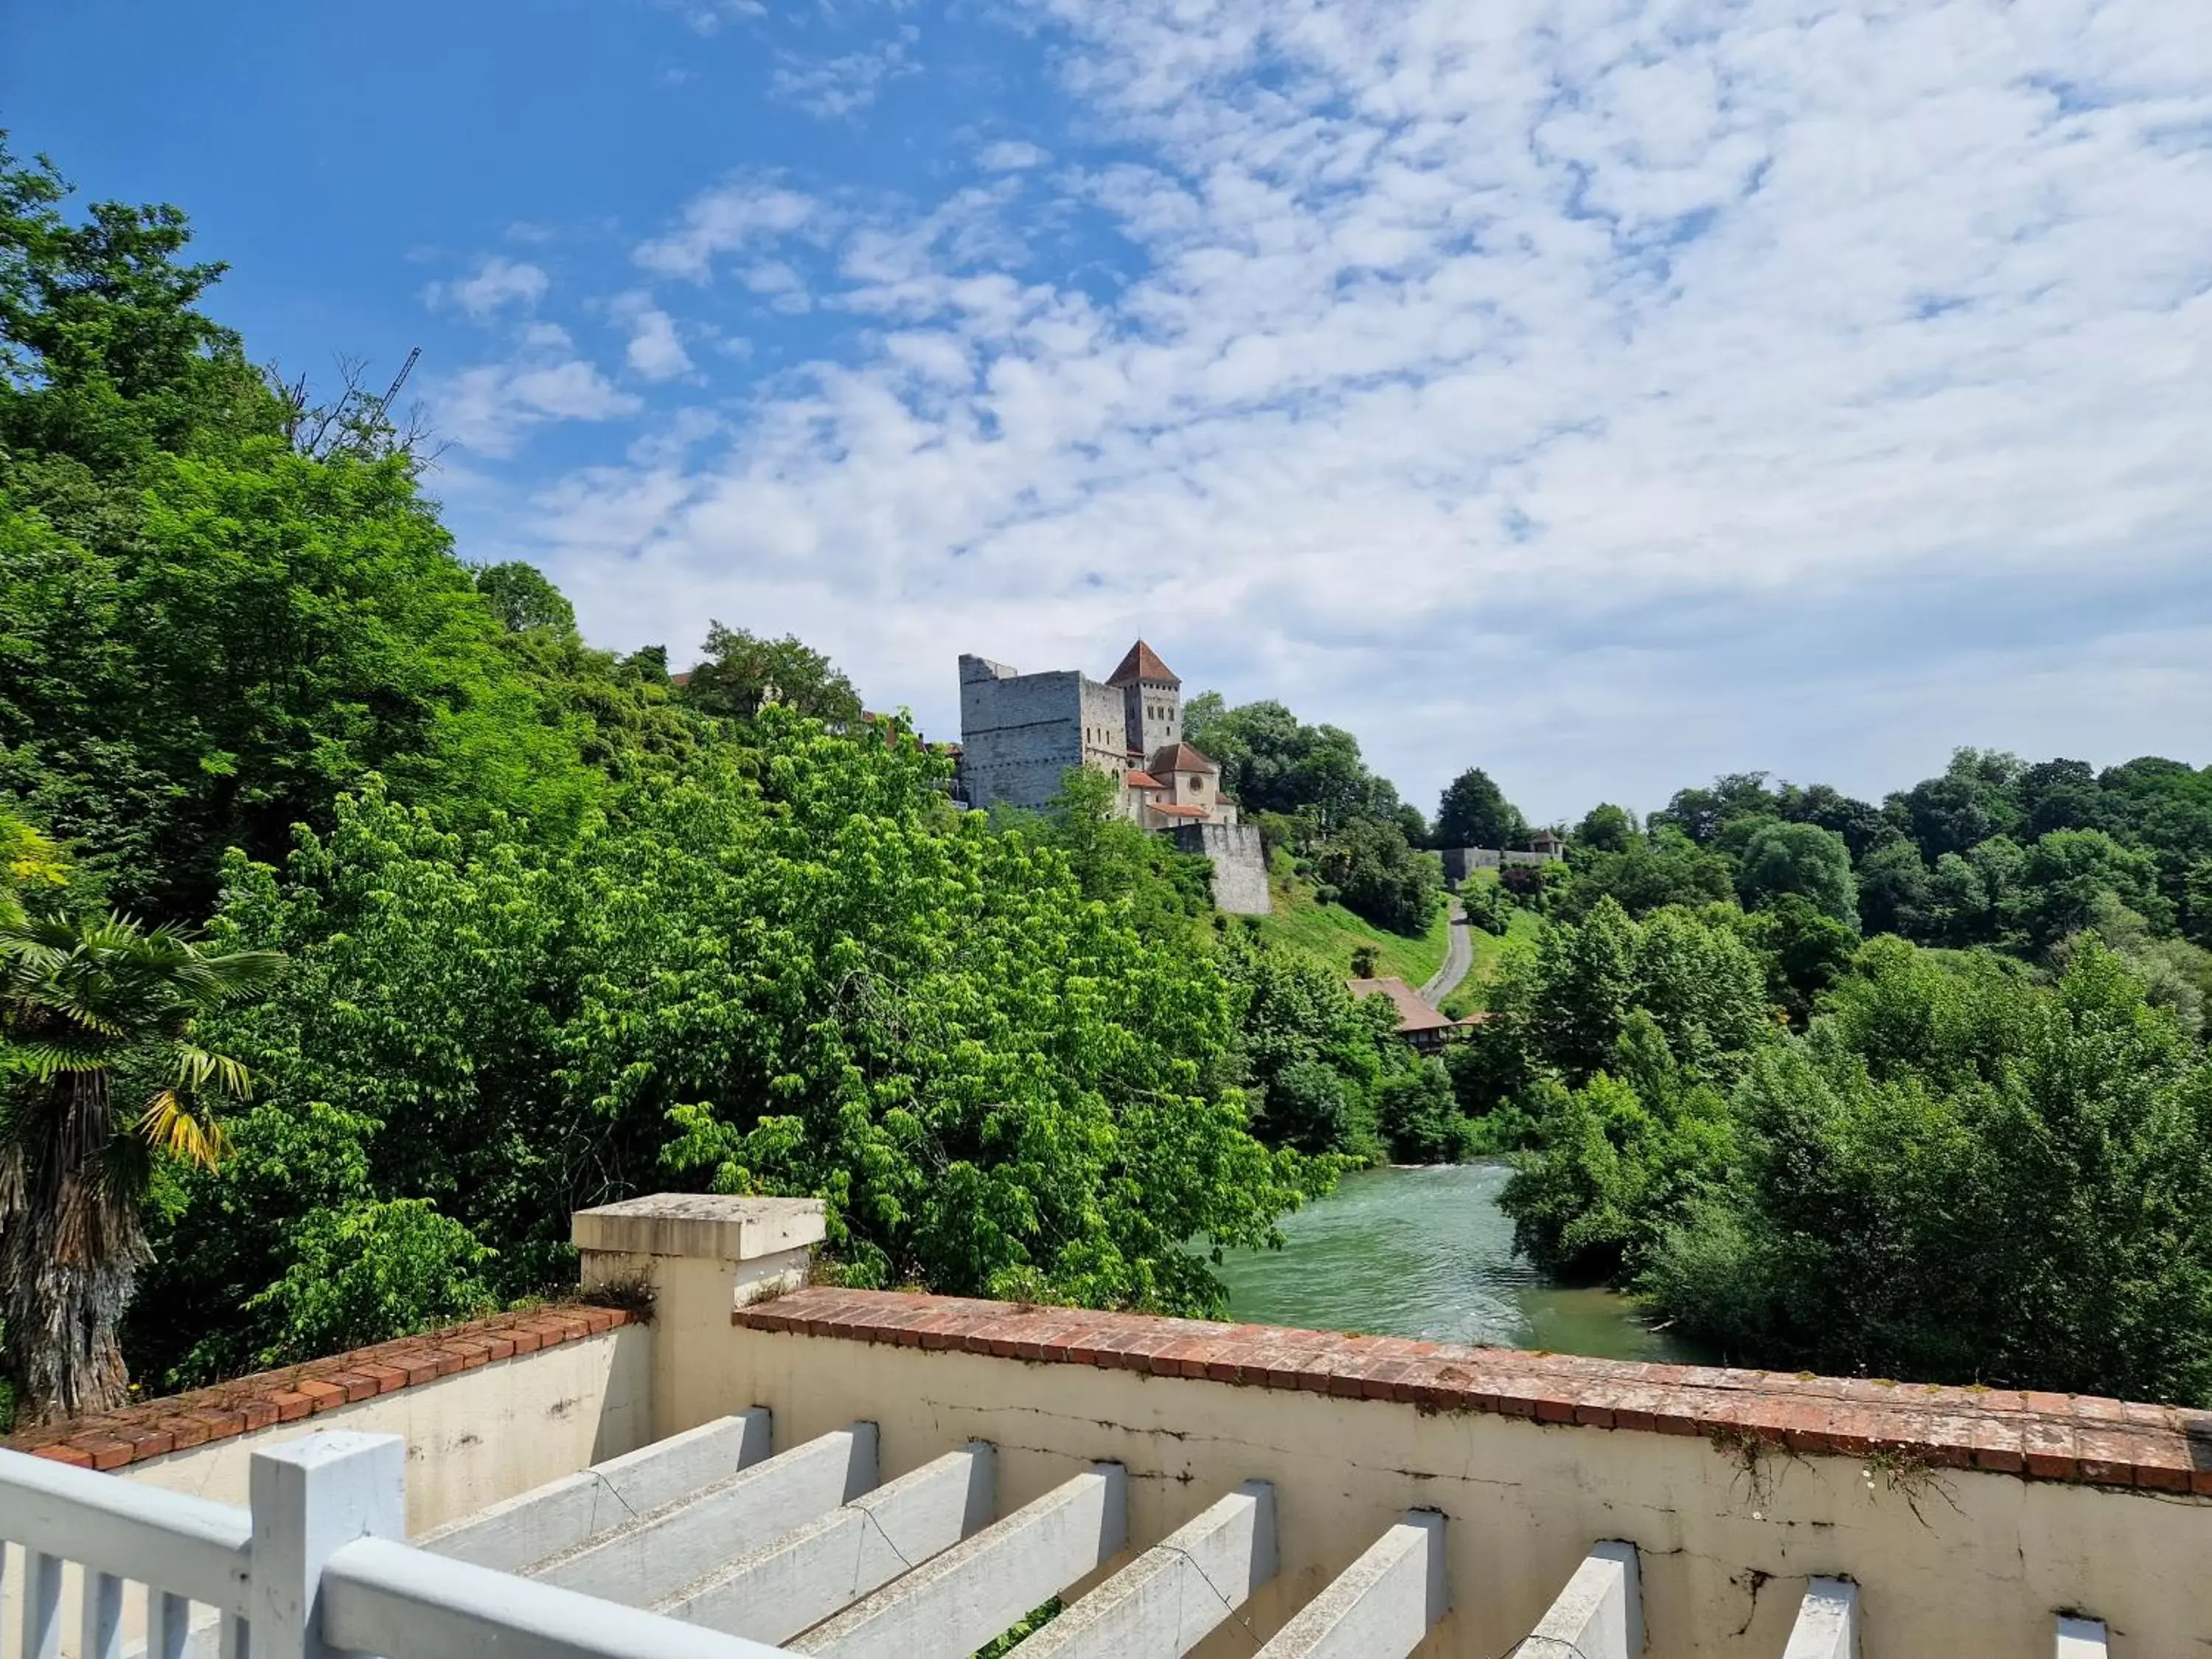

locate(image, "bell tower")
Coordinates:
1107 640 1180 759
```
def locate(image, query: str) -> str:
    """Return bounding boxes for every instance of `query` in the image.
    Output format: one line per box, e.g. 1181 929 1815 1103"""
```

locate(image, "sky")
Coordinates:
7 0 2211 823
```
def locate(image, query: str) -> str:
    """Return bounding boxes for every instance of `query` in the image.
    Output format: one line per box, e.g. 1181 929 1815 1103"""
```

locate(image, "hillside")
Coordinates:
1251 869 1453 985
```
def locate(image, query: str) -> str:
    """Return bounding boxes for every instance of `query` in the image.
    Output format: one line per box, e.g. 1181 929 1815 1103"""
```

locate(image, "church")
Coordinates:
956 639 1270 913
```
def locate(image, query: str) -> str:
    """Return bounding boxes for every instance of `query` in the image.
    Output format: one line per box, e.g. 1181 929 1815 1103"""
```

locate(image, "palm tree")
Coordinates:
0 905 281 1422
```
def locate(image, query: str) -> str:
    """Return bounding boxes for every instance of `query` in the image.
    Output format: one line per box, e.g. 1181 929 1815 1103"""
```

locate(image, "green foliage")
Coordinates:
1374 1060 1470 1164
1736 895 1858 1028
1556 827 1735 921
1349 944 1380 978
243 1199 496 1365
1182 697 1399 835
1315 818 1444 936
0 143 666 918
1435 767 1528 850
1735 820 1857 928
1460 877 1513 936
474 560 577 635
1573 804 1636 853
129 720 1338 1377
0 902 278 1418
682 622 863 725
1456 900 1774 1117
1641 944 2212 1402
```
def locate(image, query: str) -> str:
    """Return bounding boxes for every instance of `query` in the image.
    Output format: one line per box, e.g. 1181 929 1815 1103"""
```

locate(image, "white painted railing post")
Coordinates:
248 1431 406 1659
18 1548 63 1659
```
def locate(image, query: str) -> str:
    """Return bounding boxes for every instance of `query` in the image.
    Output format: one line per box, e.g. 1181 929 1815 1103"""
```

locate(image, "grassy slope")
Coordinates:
1440 902 1543 1018
1251 874 1454 986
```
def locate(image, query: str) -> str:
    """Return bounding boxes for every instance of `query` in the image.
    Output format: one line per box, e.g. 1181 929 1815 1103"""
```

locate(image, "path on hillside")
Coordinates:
1419 895 1472 1007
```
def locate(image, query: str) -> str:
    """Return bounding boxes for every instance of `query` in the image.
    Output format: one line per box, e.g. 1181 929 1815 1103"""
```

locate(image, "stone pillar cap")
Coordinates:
572 1193 827 1262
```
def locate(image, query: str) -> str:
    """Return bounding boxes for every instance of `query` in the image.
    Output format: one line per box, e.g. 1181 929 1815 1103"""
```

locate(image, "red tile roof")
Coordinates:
1147 742 1217 775
1124 771 1164 789
1148 801 1211 819
1347 976 1458 1033
1106 639 1180 686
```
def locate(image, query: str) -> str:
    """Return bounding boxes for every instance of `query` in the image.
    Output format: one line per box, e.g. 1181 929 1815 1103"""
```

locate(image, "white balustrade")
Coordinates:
2056 1615 2109 1659
1252 1512 1447 1659
1514 1543 1641 1659
1781 1579 1858 1659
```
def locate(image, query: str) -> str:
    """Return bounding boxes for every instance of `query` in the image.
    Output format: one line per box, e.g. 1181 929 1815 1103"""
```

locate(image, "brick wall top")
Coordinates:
1 1304 630 1472
736 1287 2212 1493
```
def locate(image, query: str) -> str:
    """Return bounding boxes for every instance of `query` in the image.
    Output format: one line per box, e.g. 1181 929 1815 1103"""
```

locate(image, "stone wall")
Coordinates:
1173 821 1271 914
958 662 1085 813
1440 846 1561 886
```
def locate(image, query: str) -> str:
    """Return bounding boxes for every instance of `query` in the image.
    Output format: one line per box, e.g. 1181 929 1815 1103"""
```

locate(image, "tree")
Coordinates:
0 907 279 1419
1652 773 1777 845
1315 818 1444 936
1855 838 1931 939
1181 697 1398 834
1573 804 1636 854
1374 1061 1468 1164
682 623 863 725
1555 827 1734 921
474 561 577 635
1736 821 1858 928
1349 945 1381 978
1644 944 2212 1403
1435 768 1528 850
1887 748 2024 863
1774 784 1887 863
1737 896 1858 1028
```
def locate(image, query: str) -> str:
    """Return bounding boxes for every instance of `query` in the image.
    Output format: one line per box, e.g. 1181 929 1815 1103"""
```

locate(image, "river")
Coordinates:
1211 1162 1705 1363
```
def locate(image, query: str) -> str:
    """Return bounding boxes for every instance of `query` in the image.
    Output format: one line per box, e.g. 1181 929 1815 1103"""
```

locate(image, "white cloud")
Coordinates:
435 339 641 458
508 0 2212 815
633 180 821 282
977 140 1050 173
427 256 549 321
771 26 920 119
613 292 695 380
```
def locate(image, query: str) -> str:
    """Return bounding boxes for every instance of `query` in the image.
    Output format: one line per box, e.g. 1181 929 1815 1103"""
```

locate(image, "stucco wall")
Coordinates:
110 1325 650 1535
675 1321 2210 1659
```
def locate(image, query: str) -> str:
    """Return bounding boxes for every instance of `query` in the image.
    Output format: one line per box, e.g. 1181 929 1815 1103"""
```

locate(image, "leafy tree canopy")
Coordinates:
1435 767 1529 850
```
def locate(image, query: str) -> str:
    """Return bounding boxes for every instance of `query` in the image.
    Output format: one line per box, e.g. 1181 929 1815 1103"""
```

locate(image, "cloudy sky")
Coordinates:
10 0 2210 821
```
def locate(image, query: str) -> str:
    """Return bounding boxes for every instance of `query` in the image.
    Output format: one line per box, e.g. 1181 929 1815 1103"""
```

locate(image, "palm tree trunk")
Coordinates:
1 1071 146 1424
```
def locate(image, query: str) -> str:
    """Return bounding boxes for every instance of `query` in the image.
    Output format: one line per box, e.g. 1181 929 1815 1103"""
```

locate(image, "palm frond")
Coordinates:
139 1090 232 1172
1 1038 114 1079
170 1043 256 1102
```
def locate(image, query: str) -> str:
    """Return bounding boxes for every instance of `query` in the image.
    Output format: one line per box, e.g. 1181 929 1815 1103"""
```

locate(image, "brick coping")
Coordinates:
737 1287 2212 1495
1 1305 631 1472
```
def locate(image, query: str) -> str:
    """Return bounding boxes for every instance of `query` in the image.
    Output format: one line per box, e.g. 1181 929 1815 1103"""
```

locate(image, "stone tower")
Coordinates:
1108 639 1181 759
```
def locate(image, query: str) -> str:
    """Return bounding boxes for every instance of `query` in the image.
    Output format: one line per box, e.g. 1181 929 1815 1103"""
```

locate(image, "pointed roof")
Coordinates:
1148 742 1217 775
1107 639 1179 686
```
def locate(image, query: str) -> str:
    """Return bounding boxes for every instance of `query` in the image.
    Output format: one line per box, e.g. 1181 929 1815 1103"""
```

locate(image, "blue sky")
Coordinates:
7 0 2211 822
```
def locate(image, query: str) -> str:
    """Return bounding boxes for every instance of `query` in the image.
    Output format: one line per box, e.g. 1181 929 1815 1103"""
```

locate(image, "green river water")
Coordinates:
1211 1162 1705 1363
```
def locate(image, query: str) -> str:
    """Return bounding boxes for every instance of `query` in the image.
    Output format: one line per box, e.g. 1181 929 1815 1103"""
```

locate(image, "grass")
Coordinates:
1251 873 1454 986
1440 904 1543 1018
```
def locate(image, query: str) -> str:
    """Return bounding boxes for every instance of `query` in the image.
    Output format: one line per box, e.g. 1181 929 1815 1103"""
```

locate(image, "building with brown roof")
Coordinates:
957 639 1267 913
1347 976 1489 1052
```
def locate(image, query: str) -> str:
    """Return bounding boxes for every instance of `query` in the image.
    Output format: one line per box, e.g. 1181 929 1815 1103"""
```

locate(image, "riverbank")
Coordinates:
1212 1162 1705 1364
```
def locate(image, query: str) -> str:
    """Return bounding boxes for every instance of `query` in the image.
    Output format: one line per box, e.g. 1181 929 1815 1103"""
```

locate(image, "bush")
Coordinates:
1374 1061 1470 1164
1461 879 1513 936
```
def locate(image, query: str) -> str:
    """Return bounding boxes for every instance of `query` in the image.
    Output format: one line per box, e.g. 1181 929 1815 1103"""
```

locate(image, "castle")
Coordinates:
957 640 1271 914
